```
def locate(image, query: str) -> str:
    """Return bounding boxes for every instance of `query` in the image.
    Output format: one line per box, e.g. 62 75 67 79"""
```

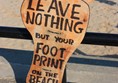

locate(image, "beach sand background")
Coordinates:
0 0 118 57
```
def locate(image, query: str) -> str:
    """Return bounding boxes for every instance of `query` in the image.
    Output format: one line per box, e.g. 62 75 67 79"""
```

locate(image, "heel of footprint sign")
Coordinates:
21 0 91 83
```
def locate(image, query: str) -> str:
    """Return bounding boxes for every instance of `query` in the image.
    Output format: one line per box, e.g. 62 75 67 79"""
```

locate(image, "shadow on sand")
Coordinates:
0 48 118 83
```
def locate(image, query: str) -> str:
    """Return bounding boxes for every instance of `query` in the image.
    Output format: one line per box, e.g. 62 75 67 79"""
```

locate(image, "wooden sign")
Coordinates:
21 0 92 83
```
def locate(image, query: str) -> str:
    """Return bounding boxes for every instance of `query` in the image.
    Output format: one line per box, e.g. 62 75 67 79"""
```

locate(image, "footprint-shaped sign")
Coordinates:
21 0 93 83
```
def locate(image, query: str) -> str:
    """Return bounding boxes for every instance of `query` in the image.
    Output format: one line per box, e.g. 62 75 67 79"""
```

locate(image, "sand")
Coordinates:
0 0 118 56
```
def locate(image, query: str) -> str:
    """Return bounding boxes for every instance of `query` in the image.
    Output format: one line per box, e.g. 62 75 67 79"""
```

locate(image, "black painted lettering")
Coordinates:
29 75 36 83
74 22 83 33
41 77 46 83
35 13 42 25
47 78 53 83
59 59 64 69
27 0 34 10
71 4 81 20
36 0 44 12
55 36 74 45
50 46 58 57
48 0 59 15
59 38 63 43
64 19 73 32
58 1 70 16
33 54 64 69
79 28 84 33
36 33 50 40
51 59 64 69
39 56 47 66
36 71 42 76
32 70 36 74
63 39 69 44
46 72 53 77
45 35 50 40
60 48 66 58
54 73 58 78
44 14 51 27
69 39 74 45
36 76 42 83
32 70 42 75
36 43 43 53
51 58 59 69
26 11 35 24
47 58 51 67
33 54 40 65
60 17 64 30
51 16 60 29
55 36 60 42
46 72 58 78
42 45 49 55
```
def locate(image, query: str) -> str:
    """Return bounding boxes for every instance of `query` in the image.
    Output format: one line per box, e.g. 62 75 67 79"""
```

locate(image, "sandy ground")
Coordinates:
0 0 118 56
